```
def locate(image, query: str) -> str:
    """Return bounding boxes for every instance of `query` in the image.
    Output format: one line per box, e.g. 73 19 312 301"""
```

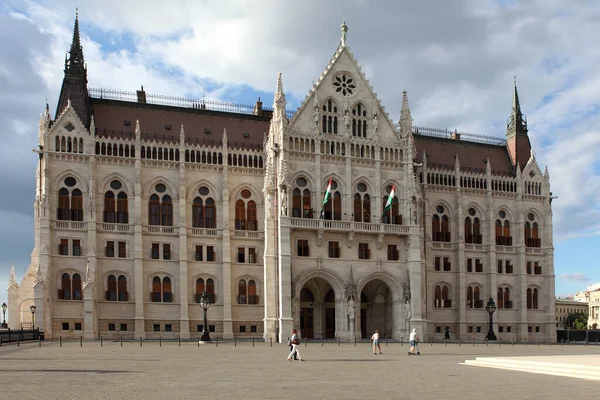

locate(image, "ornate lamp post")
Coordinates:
199 292 211 342
1 302 7 329
30 305 37 330
485 297 497 341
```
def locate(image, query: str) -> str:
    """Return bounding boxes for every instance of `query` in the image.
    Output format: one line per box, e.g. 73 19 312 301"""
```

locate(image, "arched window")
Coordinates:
525 213 541 247
292 177 312 218
248 279 258 304
71 189 83 221
195 278 205 303
59 272 72 300
496 210 512 246
464 208 482 244
497 287 512 309
323 179 342 221
321 99 338 134
149 194 161 225
466 286 473 308
104 192 115 223
116 192 128 224
192 197 204 227
434 285 441 308
72 273 82 300
192 186 216 228
432 205 450 242
118 275 127 301
434 285 451 308
533 288 538 309
235 190 258 230
527 287 539 310
353 183 371 222
352 102 368 138
106 275 117 301
474 287 481 308
206 278 215 303
161 195 173 226
238 279 247 304
163 277 172 303
58 188 70 220
152 276 161 302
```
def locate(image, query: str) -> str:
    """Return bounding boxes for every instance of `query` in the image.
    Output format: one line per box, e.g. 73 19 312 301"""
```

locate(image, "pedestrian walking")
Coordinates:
409 328 420 355
287 336 298 360
371 330 382 355
444 327 450 341
287 329 303 361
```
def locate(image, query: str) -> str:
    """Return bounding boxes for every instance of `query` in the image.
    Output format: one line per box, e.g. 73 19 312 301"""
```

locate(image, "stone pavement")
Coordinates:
1 340 599 399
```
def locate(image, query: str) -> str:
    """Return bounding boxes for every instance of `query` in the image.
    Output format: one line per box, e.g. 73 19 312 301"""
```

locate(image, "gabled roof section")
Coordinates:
288 43 397 140
52 99 89 136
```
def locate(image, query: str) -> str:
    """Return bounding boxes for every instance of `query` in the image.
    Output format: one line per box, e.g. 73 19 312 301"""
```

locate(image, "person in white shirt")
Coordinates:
409 328 419 354
287 329 302 361
371 330 382 355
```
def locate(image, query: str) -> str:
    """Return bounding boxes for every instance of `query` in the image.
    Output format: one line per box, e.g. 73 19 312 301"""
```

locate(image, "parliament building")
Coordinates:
7 15 556 342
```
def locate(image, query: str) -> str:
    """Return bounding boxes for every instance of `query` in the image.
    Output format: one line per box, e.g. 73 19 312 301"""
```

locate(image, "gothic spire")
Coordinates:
66 9 86 79
507 77 527 136
274 72 286 105
399 90 412 137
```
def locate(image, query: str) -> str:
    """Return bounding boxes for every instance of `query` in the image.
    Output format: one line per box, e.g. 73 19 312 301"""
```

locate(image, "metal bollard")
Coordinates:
459 339 461 347
234 338 236 347
198 338 200 347
338 337 341 347
537 338 539 346
80 336 83 347
39 336 41 347
17 338 19 347
252 337 255 347
0 336 2 347
585 339 588 347
304 338 307 347
354 337 356 347
386 337 388 347
597 338 598 347
472 337 475 346
445 338 447 347
140 336 142 347
561 338 564 346
160 336 162 347
101 336 103 347
321 337 323 347
120 337 123 347
401 338 403 347
179 337 181 347
573 339 575 346
499 338 501 346
60 336 62 347
430 337 433 346
485 338 488 346
270 337 272 347
216 336 218 347
512 339 514 346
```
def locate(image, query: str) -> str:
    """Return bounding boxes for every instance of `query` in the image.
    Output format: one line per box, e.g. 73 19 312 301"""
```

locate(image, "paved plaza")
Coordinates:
1 340 600 399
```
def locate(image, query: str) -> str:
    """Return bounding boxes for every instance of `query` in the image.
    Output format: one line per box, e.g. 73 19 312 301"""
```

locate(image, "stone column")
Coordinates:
178 165 190 339
133 159 145 338
277 219 293 343
220 163 233 339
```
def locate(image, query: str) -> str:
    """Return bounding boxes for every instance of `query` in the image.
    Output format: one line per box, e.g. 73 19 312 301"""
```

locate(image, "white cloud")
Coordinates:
557 273 592 283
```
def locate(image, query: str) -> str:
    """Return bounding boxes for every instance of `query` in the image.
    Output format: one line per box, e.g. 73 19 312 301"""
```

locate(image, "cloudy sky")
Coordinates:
1 0 599 308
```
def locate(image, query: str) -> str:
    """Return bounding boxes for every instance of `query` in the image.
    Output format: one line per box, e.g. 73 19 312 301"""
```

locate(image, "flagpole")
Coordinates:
319 173 333 219
380 178 399 223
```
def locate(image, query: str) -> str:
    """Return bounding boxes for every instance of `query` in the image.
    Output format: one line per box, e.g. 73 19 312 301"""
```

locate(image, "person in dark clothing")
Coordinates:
444 327 451 340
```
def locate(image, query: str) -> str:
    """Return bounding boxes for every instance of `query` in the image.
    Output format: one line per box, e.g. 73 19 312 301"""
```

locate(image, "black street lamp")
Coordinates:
199 292 211 342
1 302 7 329
30 305 36 330
485 297 497 341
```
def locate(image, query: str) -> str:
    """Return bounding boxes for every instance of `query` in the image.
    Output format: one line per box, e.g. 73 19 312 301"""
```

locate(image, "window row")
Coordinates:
432 206 542 248
432 285 541 310
434 257 541 275
298 240 385 260
56 135 84 153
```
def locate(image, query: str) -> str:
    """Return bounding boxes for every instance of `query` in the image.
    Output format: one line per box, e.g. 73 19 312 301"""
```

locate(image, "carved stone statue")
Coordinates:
280 187 288 216
372 105 379 133
347 296 355 319
343 100 350 132
313 103 320 128
405 301 412 321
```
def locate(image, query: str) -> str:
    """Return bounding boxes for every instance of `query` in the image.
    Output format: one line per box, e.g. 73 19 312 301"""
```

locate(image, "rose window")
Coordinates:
333 74 356 96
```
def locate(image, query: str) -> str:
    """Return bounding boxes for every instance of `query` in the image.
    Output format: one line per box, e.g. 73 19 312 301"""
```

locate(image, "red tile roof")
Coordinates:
414 135 514 176
91 99 271 150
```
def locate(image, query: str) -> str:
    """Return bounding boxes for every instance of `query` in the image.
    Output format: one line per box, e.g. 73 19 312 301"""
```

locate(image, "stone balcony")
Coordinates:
285 217 414 235
99 223 132 233
53 221 87 230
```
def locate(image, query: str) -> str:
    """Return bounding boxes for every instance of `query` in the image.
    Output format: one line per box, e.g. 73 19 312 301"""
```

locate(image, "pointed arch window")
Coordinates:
496 210 512 246
434 284 451 308
192 198 204 227
149 194 161 225
432 205 450 242
292 177 313 218
192 186 216 228
321 99 338 134
527 287 539 310
235 190 258 230
238 279 247 304
59 272 72 300
466 286 483 308
352 103 368 138
497 287 512 309
381 186 401 225
116 192 128 223
72 273 82 300
118 275 128 301
58 188 70 220
104 192 116 223
525 213 541 247
323 179 342 221
148 186 173 226
106 275 117 301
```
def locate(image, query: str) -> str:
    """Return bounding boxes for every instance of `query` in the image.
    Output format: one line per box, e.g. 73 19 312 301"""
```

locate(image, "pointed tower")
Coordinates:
506 78 531 172
399 90 412 137
55 10 92 126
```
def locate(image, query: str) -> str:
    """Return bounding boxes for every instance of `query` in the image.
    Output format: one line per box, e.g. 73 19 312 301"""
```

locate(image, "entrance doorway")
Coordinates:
360 279 393 338
300 307 314 338
298 277 337 339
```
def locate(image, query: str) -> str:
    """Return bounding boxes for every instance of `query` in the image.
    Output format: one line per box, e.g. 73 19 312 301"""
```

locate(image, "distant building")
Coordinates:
588 289 600 329
555 298 588 329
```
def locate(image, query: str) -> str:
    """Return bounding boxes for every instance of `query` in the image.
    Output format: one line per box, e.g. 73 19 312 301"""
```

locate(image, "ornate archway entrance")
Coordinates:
360 279 393 339
298 277 337 339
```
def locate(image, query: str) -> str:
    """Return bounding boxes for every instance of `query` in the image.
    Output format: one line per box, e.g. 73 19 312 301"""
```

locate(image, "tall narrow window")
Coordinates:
149 194 160 225
161 195 173 226
248 280 258 304
152 277 161 302
235 200 246 230
247 201 257 231
163 277 172 303
195 278 205 303
117 275 127 301
106 275 117 301
323 179 342 221
206 278 215 303
432 205 450 242
72 273 82 300
192 197 204 227
61 273 72 300
71 189 83 221
238 280 247 304
58 188 70 220
116 192 128 223
104 191 116 223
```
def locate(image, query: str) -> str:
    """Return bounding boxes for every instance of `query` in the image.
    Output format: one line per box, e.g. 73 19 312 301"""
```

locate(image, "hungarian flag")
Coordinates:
383 184 396 214
322 176 333 207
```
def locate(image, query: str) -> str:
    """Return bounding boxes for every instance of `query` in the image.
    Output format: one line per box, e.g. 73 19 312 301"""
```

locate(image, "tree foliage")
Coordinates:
565 312 588 330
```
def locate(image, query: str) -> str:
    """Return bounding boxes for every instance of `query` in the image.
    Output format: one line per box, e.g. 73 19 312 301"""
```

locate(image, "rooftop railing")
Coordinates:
412 125 506 146
89 88 295 119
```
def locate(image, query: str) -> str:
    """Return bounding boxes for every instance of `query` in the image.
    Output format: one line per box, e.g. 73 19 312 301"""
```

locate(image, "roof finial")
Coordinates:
341 14 348 47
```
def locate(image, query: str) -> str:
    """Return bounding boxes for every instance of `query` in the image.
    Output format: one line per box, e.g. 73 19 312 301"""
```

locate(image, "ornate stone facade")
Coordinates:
7 16 555 342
